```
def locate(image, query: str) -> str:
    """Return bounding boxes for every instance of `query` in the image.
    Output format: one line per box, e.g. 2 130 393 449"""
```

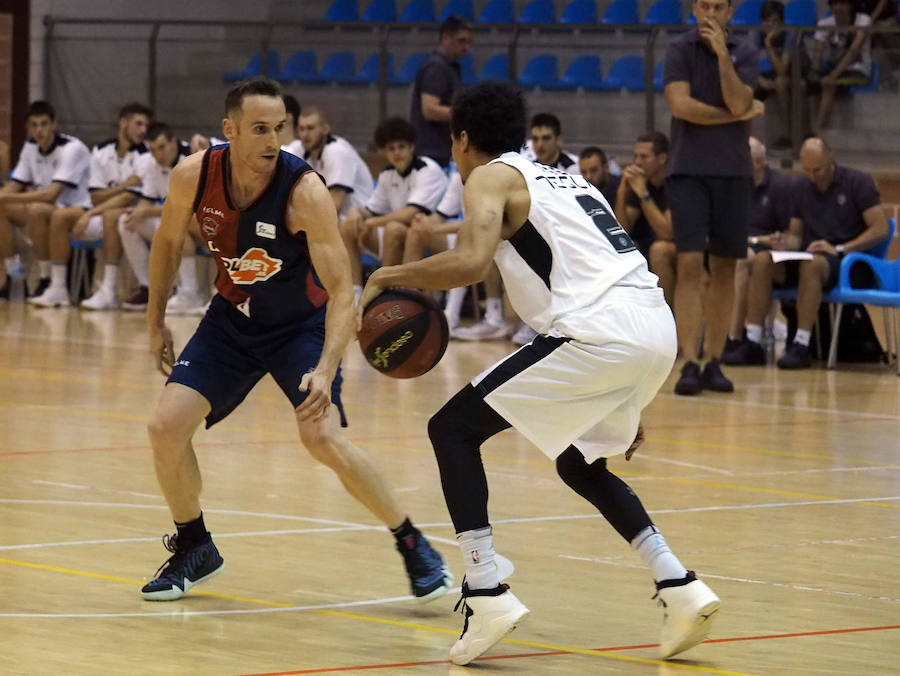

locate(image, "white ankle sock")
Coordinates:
101 263 118 293
794 329 811 347
445 286 466 324
50 264 67 290
485 298 504 324
457 527 499 590
631 525 688 583
746 324 763 344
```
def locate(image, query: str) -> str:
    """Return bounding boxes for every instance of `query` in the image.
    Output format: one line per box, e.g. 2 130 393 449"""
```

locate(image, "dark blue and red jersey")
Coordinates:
193 144 328 326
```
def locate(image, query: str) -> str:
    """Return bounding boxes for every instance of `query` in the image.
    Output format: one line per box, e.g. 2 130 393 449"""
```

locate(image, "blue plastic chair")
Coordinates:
785 0 817 25
459 52 477 84
731 0 765 26
597 55 646 91
850 62 880 94
318 51 357 83
653 59 664 90
438 0 475 20
548 54 603 90
517 0 555 23
560 0 598 24
601 0 639 24
353 53 395 84
477 0 514 23
478 53 510 81
273 51 318 83
361 0 397 21
324 0 359 21
390 52 428 85
400 0 435 22
224 50 281 82
643 0 682 25
517 54 559 88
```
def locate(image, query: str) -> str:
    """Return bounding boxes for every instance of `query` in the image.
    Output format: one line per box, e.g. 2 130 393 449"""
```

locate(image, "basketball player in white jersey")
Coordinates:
359 82 720 666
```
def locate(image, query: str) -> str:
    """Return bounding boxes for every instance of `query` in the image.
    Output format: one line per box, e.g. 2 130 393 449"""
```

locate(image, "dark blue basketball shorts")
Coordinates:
167 295 346 428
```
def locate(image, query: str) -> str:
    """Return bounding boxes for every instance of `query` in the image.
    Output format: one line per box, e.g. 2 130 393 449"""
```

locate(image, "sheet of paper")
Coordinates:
770 251 815 264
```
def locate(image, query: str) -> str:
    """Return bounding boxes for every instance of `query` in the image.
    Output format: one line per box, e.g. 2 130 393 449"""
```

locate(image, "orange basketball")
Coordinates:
358 288 449 378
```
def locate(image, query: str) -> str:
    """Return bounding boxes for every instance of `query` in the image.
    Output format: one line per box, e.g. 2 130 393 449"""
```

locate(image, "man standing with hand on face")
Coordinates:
663 0 763 396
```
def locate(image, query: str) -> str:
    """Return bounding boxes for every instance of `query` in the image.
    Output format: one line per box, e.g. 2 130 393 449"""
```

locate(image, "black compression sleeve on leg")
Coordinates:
428 384 511 533
555 445 653 542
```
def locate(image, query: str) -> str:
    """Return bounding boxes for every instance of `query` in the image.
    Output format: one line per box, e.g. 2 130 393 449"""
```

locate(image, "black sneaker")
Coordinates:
28 277 50 298
396 531 453 603
141 533 225 601
722 338 765 366
674 361 702 396
777 342 811 369
722 336 742 359
122 286 149 311
701 360 734 392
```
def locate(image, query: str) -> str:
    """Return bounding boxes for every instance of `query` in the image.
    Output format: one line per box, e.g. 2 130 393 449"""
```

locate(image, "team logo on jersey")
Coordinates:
222 247 283 284
201 216 221 238
255 221 277 239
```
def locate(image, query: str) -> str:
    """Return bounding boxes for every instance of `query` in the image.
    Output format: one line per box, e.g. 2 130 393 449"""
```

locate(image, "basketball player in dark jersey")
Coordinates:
141 78 452 603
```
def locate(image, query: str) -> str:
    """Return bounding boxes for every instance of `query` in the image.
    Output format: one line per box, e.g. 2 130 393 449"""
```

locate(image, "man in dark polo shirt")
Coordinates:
663 0 764 395
614 131 675 305
410 16 472 168
737 137 890 369
723 136 793 365
579 145 619 204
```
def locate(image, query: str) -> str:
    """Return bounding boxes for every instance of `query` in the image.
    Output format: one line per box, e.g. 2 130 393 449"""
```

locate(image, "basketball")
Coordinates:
358 288 449 379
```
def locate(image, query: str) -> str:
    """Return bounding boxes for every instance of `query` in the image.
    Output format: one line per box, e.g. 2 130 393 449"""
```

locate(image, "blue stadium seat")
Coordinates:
560 0 598 24
324 0 359 21
517 54 559 88
361 0 397 21
785 0 817 25
548 54 604 89
438 0 475 20
601 0 639 24
643 0 682 25
318 51 357 83
653 59 664 90
850 62 879 94
731 0 765 26
686 11 697 23
477 0 514 23
273 51 318 83
224 50 281 82
597 55 646 91
353 53 395 84
518 0 555 23
459 52 477 84
390 52 428 85
478 53 509 81
400 0 435 22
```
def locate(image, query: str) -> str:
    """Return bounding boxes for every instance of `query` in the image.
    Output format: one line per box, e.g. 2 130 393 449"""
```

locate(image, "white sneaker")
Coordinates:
452 318 508 341
449 583 530 666
27 285 71 308
510 323 537 346
80 288 119 311
166 290 206 315
656 572 721 659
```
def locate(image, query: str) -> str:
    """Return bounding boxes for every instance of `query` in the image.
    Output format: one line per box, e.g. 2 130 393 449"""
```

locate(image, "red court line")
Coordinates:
236 624 900 676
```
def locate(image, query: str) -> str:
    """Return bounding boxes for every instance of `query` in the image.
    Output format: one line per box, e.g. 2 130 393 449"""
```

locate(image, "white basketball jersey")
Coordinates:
488 152 659 342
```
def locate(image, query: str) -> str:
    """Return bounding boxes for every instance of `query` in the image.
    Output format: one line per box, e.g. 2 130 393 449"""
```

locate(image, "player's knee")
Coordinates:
299 421 343 468
147 413 185 454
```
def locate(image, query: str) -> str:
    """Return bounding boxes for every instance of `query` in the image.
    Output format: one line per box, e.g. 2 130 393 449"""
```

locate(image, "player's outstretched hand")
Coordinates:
297 369 332 423
149 325 175 377
625 422 644 461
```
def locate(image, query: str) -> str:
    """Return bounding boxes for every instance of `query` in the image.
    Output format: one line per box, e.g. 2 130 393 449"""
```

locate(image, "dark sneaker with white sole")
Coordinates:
141 533 225 601
397 531 454 603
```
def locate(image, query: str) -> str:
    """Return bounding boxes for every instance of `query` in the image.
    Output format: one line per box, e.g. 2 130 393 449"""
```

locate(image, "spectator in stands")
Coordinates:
755 0 807 147
280 94 305 157
0 101 92 303
580 146 620 205
32 102 153 308
524 113 581 175
663 0 763 395
296 105 373 217
722 136 794 364
614 131 675 305
736 137 889 369
339 117 447 301
410 15 472 168
809 0 873 131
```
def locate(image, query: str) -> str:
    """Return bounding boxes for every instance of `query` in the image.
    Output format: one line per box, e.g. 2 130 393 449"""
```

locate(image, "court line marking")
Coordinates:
657 392 900 421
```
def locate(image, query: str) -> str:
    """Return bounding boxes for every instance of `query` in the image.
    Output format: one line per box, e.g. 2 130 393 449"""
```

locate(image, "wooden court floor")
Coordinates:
1 302 899 675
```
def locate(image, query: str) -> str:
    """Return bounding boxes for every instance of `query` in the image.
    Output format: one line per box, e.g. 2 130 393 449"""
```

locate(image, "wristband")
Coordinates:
835 243 846 254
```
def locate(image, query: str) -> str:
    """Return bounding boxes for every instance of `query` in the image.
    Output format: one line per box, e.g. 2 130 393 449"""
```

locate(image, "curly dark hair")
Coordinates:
26 100 56 121
373 117 416 148
450 82 526 156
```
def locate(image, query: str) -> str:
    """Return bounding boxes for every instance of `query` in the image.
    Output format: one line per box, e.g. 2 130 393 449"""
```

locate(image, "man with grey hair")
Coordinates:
734 137 889 369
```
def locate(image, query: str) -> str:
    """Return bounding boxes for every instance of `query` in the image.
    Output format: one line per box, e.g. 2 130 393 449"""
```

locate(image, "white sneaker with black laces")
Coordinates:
656 571 720 659
449 582 530 665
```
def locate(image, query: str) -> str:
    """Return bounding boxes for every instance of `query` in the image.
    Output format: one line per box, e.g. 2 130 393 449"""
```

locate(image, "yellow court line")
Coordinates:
0 557 754 674
648 436 871 465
